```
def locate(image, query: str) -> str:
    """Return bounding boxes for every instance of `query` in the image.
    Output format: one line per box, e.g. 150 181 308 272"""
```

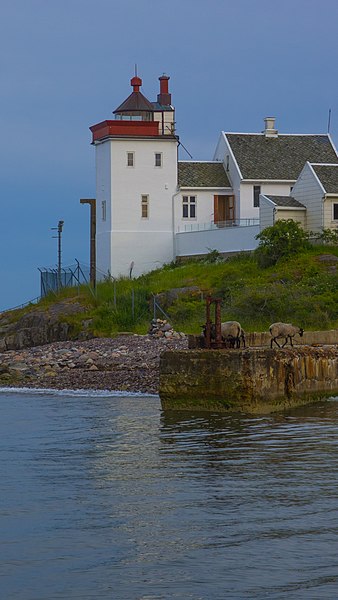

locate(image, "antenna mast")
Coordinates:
327 108 332 133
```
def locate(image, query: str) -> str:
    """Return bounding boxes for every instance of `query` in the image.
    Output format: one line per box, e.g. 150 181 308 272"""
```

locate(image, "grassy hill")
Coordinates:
14 245 337 339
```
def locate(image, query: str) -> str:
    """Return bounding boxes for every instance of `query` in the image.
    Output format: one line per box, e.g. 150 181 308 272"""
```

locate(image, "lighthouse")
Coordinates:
90 74 178 279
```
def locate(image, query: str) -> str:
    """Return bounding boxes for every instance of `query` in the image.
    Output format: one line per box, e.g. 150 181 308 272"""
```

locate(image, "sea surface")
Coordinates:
1 388 338 600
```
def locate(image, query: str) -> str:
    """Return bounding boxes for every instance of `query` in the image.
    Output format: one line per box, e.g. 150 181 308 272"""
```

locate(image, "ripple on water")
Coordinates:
0 391 338 599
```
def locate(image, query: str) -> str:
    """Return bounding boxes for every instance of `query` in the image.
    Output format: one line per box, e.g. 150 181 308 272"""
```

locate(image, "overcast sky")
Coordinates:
1 0 337 310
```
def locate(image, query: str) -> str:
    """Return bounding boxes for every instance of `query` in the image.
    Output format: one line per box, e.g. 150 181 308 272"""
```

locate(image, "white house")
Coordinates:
260 163 338 233
213 118 338 222
89 74 338 278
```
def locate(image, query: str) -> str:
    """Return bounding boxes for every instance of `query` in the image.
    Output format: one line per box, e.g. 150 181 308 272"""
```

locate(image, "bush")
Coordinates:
313 228 338 245
255 220 311 267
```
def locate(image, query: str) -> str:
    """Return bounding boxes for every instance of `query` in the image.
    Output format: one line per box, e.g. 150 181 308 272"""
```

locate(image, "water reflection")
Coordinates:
1 391 338 599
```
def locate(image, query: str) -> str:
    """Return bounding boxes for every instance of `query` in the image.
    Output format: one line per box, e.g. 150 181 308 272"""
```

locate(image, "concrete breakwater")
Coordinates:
159 345 338 414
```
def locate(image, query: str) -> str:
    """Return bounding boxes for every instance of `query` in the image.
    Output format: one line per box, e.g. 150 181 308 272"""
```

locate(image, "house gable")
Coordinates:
311 164 338 194
224 133 338 180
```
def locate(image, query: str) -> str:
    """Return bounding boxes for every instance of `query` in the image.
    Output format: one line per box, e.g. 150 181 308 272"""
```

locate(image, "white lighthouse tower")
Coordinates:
90 74 178 279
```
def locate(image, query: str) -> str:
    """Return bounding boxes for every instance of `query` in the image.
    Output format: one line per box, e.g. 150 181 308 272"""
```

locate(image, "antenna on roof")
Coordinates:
178 140 193 159
135 64 138 77
327 108 332 133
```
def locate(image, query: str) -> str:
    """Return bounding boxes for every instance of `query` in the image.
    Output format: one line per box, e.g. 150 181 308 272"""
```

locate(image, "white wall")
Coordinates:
276 209 306 227
175 225 259 257
213 133 241 218
291 163 324 232
259 195 275 230
111 231 174 277
240 182 294 220
174 188 233 232
95 136 178 278
95 142 112 275
323 196 338 229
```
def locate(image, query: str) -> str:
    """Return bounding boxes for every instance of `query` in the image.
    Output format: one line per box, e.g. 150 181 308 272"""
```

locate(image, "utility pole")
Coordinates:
80 198 96 288
52 220 64 291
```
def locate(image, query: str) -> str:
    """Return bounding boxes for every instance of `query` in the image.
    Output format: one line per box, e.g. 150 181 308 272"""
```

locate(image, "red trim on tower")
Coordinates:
90 120 160 142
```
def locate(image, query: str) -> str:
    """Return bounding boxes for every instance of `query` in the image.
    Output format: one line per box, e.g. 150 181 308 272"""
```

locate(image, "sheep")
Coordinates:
201 321 246 348
221 321 246 349
269 322 304 348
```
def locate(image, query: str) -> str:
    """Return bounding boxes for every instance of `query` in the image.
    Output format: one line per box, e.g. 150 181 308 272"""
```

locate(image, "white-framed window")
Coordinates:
101 200 106 221
155 152 162 167
141 194 149 219
127 152 134 167
253 185 261 208
333 203 338 220
182 195 196 219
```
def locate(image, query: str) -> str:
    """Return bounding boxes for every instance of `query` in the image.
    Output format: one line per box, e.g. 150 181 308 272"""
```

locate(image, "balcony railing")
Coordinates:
176 219 260 233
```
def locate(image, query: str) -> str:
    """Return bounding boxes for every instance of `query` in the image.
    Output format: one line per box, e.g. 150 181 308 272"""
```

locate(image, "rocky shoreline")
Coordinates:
0 334 188 395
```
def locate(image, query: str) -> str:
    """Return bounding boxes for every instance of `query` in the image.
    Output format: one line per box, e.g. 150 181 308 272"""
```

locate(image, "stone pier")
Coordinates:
159 346 338 414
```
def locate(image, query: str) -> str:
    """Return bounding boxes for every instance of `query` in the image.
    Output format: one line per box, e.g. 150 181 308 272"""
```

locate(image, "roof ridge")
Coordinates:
224 132 330 137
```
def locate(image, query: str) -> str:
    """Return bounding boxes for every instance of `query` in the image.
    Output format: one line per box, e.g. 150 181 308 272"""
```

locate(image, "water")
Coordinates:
1 388 338 600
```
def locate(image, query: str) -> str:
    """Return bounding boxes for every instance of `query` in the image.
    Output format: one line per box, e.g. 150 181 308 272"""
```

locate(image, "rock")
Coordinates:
0 300 90 351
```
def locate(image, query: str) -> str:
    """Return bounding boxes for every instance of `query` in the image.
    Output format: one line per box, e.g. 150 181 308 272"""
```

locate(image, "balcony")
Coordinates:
177 218 259 233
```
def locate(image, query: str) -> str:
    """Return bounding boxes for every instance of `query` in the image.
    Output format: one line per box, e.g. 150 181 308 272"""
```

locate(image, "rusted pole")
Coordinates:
205 296 212 349
214 298 223 348
80 198 96 288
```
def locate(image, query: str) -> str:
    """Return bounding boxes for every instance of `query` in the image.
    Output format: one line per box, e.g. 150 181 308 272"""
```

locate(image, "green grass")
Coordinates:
5 246 338 336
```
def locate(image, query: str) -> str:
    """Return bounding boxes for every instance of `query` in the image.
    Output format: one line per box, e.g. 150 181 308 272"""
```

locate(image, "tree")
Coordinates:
255 219 311 267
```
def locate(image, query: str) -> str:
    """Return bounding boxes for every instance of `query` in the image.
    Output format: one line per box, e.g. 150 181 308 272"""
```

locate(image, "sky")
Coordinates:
1 0 337 310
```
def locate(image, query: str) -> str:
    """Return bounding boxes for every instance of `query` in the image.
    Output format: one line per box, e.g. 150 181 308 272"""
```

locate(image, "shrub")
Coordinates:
313 228 338 245
255 220 311 267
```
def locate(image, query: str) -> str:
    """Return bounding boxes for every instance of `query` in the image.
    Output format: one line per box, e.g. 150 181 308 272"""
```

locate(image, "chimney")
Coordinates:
157 74 171 106
263 117 278 137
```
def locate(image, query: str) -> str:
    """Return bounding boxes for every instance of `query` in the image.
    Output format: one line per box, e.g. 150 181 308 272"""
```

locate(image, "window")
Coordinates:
127 152 134 167
226 155 229 171
333 203 338 220
253 185 261 208
141 195 149 219
182 195 196 219
101 200 106 221
155 152 162 167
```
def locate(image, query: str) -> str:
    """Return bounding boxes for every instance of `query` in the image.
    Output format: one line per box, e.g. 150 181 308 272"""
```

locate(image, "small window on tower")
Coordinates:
155 153 162 167
127 152 134 167
141 195 149 219
101 200 106 221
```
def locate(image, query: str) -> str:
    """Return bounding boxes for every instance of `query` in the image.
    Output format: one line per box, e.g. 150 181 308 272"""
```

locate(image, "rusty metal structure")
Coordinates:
203 296 224 349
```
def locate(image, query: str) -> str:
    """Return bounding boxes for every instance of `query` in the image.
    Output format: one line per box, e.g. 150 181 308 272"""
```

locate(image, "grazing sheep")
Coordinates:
269 322 304 348
202 321 246 348
221 321 246 349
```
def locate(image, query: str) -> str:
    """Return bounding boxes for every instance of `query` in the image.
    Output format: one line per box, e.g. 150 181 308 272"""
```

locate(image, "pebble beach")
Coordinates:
0 334 188 395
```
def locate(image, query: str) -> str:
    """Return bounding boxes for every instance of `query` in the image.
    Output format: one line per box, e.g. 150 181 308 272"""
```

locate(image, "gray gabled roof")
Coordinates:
264 195 306 208
311 164 338 194
225 133 338 180
178 161 231 188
